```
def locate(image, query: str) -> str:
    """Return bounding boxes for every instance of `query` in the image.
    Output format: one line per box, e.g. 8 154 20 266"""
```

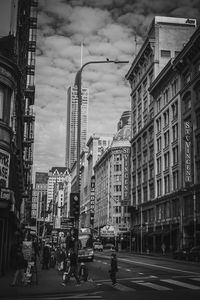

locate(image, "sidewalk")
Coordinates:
0 263 97 299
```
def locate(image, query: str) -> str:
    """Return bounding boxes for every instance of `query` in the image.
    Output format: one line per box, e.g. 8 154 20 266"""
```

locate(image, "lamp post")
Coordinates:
73 59 129 251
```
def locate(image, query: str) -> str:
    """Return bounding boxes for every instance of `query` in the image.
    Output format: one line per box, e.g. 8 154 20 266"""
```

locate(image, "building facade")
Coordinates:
93 126 131 241
65 86 89 170
0 0 38 276
125 16 197 253
47 167 69 223
79 134 112 229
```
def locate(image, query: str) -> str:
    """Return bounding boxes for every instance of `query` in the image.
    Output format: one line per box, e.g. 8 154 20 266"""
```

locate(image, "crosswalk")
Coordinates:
97 276 200 292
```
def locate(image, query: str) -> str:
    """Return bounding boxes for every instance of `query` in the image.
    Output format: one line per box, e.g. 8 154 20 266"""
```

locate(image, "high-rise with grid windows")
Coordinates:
65 86 89 170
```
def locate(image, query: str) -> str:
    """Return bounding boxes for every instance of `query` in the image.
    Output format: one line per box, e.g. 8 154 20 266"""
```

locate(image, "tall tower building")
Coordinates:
65 86 89 170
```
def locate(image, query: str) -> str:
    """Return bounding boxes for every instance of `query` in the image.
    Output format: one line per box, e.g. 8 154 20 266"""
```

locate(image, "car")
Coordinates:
189 246 200 262
103 243 116 251
93 242 103 251
78 247 94 262
173 247 190 260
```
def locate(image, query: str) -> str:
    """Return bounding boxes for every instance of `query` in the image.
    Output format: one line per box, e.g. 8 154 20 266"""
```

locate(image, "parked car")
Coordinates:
173 247 190 260
93 242 103 251
189 246 200 262
103 243 115 251
78 247 94 262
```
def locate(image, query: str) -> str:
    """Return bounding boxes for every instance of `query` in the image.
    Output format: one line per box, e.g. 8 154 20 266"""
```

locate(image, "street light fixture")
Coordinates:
73 59 129 252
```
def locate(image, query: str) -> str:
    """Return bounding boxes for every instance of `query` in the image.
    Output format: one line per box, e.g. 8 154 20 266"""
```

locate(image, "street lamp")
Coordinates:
73 59 129 251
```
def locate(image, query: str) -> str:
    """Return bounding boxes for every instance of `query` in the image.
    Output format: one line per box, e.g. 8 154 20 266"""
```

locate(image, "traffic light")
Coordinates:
69 192 80 219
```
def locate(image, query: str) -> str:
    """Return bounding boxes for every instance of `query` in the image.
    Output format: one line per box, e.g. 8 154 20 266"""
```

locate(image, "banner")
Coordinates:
0 149 10 188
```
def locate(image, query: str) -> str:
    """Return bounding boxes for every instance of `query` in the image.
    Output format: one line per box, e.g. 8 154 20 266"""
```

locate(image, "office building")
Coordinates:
126 16 198 252
65 86 89 170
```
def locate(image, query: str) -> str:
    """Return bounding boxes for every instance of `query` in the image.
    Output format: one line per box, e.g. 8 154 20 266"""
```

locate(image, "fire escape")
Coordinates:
23 0 38 221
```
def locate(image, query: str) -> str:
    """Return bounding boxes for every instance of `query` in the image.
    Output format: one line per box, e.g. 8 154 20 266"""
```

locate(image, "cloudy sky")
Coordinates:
1 0 200 175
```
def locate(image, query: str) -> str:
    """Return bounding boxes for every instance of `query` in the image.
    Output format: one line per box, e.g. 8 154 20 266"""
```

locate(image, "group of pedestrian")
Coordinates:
62 248 88 286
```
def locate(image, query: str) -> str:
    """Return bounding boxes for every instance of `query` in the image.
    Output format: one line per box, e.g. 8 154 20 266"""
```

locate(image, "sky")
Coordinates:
0 0 200 175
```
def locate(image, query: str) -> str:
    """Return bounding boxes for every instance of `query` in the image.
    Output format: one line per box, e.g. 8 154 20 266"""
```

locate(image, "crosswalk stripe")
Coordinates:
191 277 200 282
104 282 135 291
161 279 200 290
135 282 172 291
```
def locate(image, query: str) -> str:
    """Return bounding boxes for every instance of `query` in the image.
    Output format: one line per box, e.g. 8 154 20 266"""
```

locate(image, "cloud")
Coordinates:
33 0 200 174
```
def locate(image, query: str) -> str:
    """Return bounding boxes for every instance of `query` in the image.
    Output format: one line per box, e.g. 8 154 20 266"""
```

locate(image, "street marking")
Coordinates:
191 277 200 282
125 269 131 272
136 281 172 291
95 275 158 283
104 281 135 291
162 279 200 290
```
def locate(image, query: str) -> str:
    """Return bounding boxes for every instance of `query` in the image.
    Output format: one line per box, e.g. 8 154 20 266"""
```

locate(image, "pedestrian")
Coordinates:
161 242 166 255
108 253 118 286
42 245 50 269
79 262 88 282
64 248 80 285
10 247 27 287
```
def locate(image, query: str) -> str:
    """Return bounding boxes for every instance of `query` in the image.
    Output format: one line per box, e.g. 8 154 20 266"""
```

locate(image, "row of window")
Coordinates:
156 101 178 131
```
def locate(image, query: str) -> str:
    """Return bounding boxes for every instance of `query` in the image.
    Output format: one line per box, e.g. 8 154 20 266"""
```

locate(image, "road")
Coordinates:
17 251 200 300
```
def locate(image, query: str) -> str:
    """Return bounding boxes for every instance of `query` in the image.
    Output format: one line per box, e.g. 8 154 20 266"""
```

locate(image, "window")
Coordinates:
137 155 141 168
194 81 200 103
149 184 154 199
157 137 161 152
138 172 141 185
183 71 191 85
172 79 178 97
114 185 121 192
172 101 178 119
164 131 169 148
137 139 141 152
157 179 162 196
157 157 161 173
163 110 169 126
184 94 191 111
149 165 154 179
156 117 161 133
137 189 141 204
143 168 148 182
172 146 178 165
114 154 122 161
114 164 122 172
149 145 154 160
143 134 147 146
172 123 178 141
161 50 171 57
143 187 148 202
0 84 12 124
164 88 169 104
157 97 161 112
137 87 142 102
164 175 170 193
143 151 147 164
164 152 169 170
173 171 179 190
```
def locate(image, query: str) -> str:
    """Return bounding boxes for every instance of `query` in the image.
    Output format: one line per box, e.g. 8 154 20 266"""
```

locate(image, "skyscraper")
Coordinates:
65 86 89 170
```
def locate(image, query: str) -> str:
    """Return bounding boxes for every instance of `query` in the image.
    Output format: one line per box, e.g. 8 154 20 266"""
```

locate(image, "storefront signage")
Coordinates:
0 149 10 188
184 121 192 183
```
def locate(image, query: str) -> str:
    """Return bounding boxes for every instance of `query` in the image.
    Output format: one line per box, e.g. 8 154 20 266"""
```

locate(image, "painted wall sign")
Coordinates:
184 121 192 183
0 149 10 188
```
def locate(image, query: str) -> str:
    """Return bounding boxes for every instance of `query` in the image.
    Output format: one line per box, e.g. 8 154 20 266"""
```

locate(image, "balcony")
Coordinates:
23 136 34 146
24 108 35 122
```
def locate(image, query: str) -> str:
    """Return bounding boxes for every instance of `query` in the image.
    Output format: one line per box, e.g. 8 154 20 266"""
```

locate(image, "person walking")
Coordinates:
42 245 50 270
10 247 27 287
64 249 80 285
161 242 166 256
109 253 118 286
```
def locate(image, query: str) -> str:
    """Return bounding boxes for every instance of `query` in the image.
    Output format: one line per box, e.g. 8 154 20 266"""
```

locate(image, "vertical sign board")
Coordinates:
184 121 192 184
0 149 10 188
123 148 130 201
90 177 95 225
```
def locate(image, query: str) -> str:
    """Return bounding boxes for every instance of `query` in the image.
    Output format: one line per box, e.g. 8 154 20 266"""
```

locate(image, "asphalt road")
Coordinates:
9 252 200 300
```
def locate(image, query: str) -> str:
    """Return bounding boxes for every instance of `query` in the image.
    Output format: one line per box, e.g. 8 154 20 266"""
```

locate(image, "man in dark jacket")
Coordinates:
109 253 118 286
64 249 80 285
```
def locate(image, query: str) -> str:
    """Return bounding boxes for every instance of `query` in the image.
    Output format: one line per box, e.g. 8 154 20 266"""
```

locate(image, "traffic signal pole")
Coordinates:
74 59 129 255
